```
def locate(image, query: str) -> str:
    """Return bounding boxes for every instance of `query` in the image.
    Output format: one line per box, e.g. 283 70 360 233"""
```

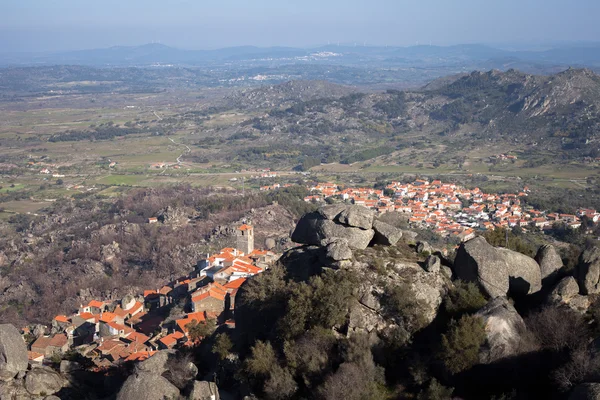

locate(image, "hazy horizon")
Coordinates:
2 0 600 53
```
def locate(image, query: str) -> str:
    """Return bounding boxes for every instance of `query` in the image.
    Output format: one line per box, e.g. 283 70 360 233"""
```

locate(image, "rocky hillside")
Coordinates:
226 80 357 109
232 204 600 399
212 68 600 171
5 204 600 399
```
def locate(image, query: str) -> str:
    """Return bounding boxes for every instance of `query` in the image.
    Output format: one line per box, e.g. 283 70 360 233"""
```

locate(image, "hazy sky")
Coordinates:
1 0 599 52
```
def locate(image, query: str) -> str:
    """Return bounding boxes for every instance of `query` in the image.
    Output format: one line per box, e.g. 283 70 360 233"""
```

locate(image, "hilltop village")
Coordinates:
264 179 594 241
22 225 277 368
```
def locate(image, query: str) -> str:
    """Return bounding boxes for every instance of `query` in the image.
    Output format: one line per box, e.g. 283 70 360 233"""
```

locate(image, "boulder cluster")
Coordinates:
287 204 448 339
0 322 219 399
0 324 67 399
117 350 219 400
287 204 600 375
290 204 403 265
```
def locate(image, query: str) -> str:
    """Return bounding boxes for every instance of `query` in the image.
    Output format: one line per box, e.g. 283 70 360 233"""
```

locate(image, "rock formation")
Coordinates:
0 324 28 380
475 297 527 363
534 244 563 286
548 276 590 313
291 208 375 250
372 220 403 246
577 247 600 295
454 236 542 298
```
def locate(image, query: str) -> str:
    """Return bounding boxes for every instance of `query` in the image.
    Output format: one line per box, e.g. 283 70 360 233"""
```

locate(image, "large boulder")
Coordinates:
335 205 375 230
117 372 180 400
577 247 600 295
291 211 374 250
535 244 563 285
475 297 527 363
570 383 600 400
0 324 28 380
497 247 543 296
454 237 542 298
371 220 402 246
135 350 175 375
190 380 220 400
424 255 441 273
317 204 348 221
325 239 353 262
416 241 433 254
24 366 67 396
549 276 590 313
278 245 325 281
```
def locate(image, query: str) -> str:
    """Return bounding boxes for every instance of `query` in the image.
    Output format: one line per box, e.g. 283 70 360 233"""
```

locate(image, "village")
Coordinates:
262 179 595 242
23 224 277 369
18 177 599 370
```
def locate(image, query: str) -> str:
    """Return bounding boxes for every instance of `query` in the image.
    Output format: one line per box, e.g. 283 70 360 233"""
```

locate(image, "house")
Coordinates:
52 315 70 331
30 336 52 356
125 351 156 362
175 312 206 336
31 334 68 357
158 331 185 349
190 283 227 314
28 351 45 364
80 300 105 314
224 278 246 314
47 334 69 355
148 217 158 224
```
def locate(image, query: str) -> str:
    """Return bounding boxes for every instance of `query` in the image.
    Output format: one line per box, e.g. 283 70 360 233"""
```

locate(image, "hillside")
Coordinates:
225 80 357 109
210 68 600 172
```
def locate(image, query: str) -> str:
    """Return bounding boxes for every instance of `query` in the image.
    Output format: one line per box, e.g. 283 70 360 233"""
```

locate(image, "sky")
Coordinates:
1 0 600 52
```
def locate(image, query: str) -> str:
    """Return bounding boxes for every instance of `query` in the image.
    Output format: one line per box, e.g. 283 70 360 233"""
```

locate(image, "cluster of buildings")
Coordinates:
24 224 277 369
301 180 594 240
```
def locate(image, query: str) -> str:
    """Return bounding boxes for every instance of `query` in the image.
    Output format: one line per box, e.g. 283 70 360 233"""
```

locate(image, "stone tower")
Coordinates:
236 224 254 254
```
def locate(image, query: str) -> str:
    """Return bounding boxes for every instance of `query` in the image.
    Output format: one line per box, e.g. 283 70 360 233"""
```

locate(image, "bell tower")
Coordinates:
236 224 254 254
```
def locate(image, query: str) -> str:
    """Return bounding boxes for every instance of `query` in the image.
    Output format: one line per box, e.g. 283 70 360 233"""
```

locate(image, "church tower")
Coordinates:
236 224 254 254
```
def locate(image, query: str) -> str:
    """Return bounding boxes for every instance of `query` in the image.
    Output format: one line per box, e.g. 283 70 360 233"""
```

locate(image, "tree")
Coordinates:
186 319 216 342
418 378 454 400
440 315 486 374
444 280 488 316
212 333 233 361
246 340 277 377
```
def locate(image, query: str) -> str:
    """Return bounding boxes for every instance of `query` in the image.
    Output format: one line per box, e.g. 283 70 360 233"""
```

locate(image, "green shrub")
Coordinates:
246 340 277 377
440 315 486 374
383 283 428 334
418 378 454 400
212 333 233 361
445 280 488 316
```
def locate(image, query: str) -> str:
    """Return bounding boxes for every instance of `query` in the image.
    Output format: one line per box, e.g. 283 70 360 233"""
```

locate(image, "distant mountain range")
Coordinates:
3 42 600 69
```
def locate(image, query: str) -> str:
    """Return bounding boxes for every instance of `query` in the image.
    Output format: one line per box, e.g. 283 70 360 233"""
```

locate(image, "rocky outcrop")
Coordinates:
325 239 353 262
336 205 375 230
191 380 220 400
351 250 449 330
117 371 180 400
577 247 600 295
291 210 374 250
454 236 542 298
0 324 28 380
535 244 563 285
158 205 188 225
424 255 441 273
549 276 590 313
570 383 600 400
279 245 326 281
24 366 67 396
117 351 179 400
371 220 402 246
475 297 527 363
417 241 433 254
